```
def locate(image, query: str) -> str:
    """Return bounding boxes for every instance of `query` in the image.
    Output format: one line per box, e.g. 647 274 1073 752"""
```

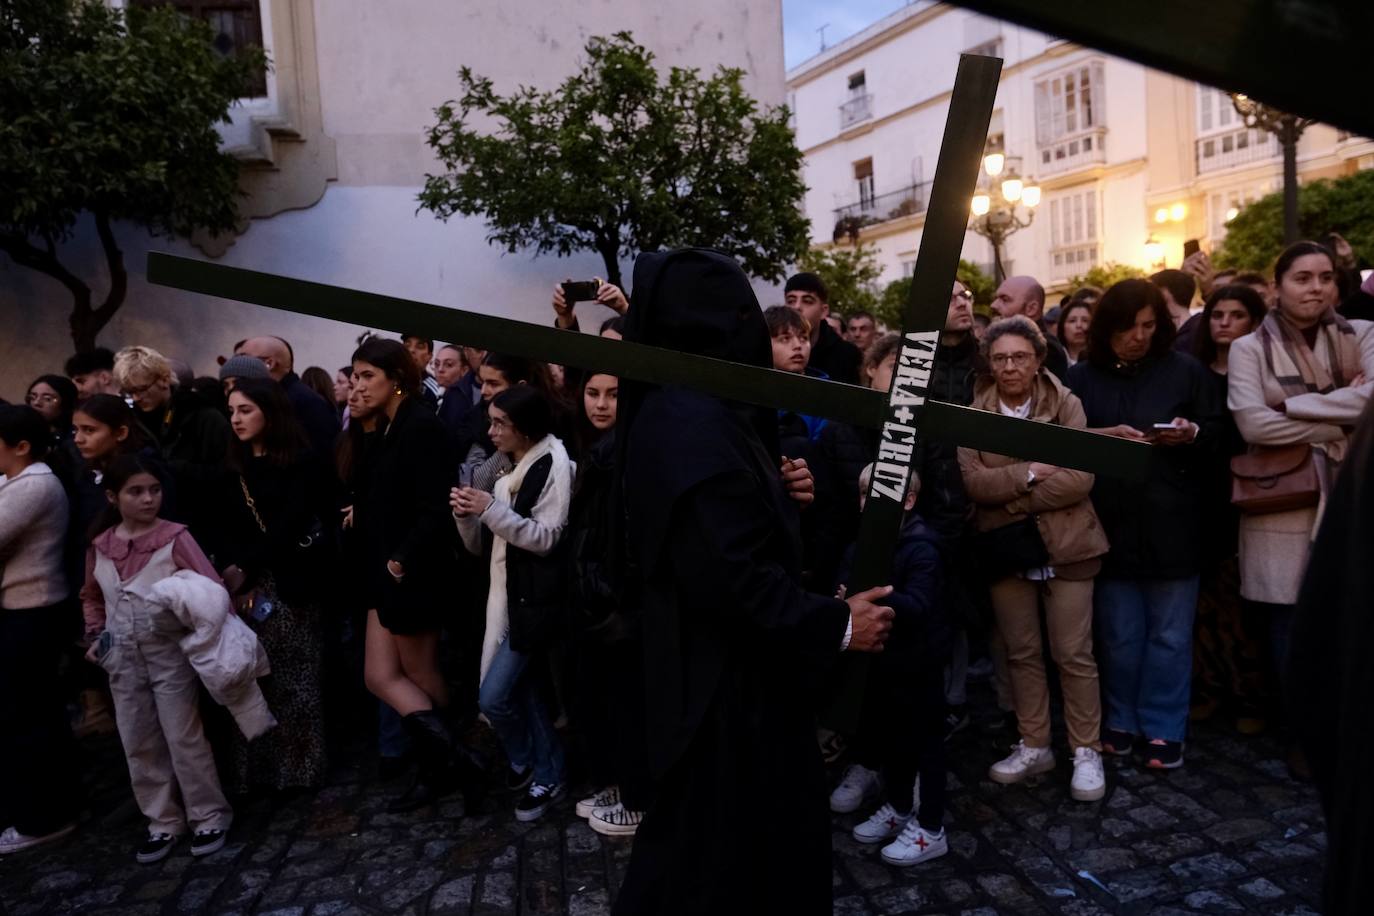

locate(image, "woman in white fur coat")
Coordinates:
452 385 574 823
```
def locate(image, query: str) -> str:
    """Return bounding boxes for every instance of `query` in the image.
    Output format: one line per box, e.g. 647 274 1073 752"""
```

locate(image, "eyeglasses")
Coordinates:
489 417 512 431
124 381 159 397
990 352 1036 368
27 393 60 405
952 290 974 303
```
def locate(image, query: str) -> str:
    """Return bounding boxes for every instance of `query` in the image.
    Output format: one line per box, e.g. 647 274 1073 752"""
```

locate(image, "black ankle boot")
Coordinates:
387 710 488 814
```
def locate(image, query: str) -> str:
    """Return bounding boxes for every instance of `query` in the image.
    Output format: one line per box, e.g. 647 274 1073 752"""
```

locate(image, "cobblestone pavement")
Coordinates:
1 690 1325 916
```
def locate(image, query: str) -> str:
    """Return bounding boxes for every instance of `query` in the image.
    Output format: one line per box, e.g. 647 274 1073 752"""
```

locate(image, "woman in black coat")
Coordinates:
349 338 482 812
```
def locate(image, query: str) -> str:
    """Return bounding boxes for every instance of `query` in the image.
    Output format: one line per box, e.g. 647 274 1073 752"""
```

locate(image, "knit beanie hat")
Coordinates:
218 354 271 382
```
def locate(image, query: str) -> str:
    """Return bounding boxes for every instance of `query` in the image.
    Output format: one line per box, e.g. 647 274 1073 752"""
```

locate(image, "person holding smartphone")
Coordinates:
1066 279 1223 771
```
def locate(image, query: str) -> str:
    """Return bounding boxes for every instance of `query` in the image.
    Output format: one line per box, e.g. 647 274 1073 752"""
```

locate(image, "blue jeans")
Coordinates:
1094 576 1200 743
478 640 565 786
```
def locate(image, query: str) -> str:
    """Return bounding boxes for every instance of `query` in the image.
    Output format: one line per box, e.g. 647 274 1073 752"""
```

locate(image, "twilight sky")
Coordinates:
782 0 907 70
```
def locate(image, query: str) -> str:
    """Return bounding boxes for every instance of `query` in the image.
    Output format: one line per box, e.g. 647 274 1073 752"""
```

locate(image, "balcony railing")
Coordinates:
833 181 931 238
840 94 873 129
1037 127 1108 175
1195 128 1279 174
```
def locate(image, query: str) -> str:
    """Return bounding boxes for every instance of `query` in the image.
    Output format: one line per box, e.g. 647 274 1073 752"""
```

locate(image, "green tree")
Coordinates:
1064 261 1147 292
420 32 809 290
0 0 266 351
1215 170 1374 271
795 244 883 319
874 259 995 330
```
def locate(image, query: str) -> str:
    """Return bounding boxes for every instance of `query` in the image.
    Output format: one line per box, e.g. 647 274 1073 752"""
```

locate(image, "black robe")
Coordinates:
1290 396 1374 915
613 249 849 916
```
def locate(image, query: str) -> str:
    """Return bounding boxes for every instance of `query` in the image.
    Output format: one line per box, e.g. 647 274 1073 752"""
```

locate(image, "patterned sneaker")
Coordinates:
190 829 226 857
1070 747 1106 801
829 764 882 814
852 803 911 845
136 832 177 865
1143 739 1184 770
881 822 947 867
989 741 1056 784
588 802 643 837
515 782 565 822
576 785 620 820
0 824 75 855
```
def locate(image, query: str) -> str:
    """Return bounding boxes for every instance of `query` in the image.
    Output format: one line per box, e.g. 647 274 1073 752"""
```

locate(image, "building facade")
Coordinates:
1 0 785 393
787 2 1374 297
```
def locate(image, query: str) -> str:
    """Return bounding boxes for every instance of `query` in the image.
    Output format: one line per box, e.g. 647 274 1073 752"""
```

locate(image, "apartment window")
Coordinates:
1035 61 1105 145
1049 187 1099 276
848 71 866 96
131 0 267 96
854 158 876 211
1197 87 1237 135
840 71 872 128
965 38 1003 58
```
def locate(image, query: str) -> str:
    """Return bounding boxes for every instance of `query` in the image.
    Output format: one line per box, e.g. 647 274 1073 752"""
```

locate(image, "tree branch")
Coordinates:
0 231 91 305
93 210 127 326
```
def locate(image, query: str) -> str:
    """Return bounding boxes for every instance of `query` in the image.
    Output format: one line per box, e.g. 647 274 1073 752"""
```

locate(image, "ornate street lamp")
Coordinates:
969 152 1041 284
1230 94 1315 244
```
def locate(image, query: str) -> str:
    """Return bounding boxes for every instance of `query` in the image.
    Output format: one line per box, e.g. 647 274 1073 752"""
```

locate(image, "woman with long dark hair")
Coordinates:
216 378 331 794
350 338 484 812
71 395 156 533
457 353 569 491
1066 279 1223 770
1056 300 1094 368
453 385 573 822
26 375 78 442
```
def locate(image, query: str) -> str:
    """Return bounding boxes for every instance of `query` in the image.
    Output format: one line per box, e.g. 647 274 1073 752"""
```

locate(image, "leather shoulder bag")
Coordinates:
1229 443 1320 515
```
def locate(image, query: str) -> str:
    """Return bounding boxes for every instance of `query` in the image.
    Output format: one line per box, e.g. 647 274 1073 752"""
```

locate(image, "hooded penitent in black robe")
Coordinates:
611 249 851 916
1290 396 1374 915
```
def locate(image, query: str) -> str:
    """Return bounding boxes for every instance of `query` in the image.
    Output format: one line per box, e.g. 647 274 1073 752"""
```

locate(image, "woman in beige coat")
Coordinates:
1228 240 1374 688
959 317 1111 802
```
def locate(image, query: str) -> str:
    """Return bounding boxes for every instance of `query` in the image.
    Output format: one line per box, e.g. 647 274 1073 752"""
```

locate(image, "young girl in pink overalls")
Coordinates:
81 455 233 864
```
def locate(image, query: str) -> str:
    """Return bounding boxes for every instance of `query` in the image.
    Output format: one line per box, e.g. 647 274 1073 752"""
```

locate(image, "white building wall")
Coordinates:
0 0 785 397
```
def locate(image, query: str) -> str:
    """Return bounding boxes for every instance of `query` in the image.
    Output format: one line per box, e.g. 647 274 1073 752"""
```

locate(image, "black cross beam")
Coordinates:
149 53 1146 729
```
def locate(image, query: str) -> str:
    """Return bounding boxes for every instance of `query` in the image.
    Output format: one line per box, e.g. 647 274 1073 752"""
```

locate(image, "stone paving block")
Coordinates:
218 868 273 907
476 871 516 912
1140 785 1221 824
1103 866 1177 904
567 888 611 916
431 875 476 914
1183 889 1245 910
280 855 349 880
1017 855 1079 900
1126 804 1180 829
974 872 1036 908
308 902 364 916
1167 852 1247 885
1135 833 1209 864
869 884 928 913
1205 817 1276 846
135 877 180 901
831 895 874 915
939 878 975 904
1067 846 1139 874
258 880 303 910
379 866 445 911
301 875 359 899
1098 817 1139 839
31 870 87 893
258 908 306 916
1237 877 1285 899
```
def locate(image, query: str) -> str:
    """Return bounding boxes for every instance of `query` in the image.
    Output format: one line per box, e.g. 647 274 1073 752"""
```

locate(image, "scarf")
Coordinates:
1257 306 1361 404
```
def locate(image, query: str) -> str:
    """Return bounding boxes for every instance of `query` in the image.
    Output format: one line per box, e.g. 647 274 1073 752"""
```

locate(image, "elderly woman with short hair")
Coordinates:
958 316 1110 802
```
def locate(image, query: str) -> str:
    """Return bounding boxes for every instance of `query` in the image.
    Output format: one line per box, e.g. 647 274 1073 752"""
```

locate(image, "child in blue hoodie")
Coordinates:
831 464 952 867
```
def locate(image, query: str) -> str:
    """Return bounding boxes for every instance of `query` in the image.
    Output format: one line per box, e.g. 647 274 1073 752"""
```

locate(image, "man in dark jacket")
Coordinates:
785 272 862 385
238 336 340 459
612 249 894 916
992 275 1069 380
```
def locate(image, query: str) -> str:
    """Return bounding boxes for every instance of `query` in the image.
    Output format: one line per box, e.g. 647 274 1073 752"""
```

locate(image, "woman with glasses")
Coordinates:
25 376 79 442
958 316 1110 802
1066 280 1223 771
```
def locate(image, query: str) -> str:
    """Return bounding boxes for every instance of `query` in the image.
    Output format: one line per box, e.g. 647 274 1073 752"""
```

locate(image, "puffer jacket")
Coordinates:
149 570 276 740
957 372 1109 577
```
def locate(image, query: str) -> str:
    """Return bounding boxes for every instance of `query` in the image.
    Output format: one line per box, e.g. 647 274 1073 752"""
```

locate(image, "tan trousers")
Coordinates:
990 576 1101 751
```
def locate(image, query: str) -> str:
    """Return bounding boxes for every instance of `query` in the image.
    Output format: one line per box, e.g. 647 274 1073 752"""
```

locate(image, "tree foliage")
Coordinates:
0 0 265 350
1064 261 1146 293
1215 170 1374 271
795 244 883 319
419 32 809 289
875 259 995 330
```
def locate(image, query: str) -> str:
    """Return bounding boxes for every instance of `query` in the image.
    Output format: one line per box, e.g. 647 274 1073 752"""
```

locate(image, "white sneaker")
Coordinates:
1070 746 1106 801
0 824 75 855
575 785 619 819
829 764 882 814
851 803 911 845
881 821 948 867
588 802 644 837
988 741 1056 784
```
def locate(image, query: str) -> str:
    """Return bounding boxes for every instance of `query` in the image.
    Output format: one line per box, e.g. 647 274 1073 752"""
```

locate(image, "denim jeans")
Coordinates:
478 640 565 785
1094 576 1200 743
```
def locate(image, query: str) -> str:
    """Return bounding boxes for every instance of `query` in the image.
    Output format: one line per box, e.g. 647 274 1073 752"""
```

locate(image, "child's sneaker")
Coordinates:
1070 747 1106 801
190 828 226 857
136 832 177 864
0 823 74 855
515 782 565 822
575 785 619 820
851 803 910 845
588 802 643 837
1143 739 1184 770
881 821 947 866
988 741 1056 784
829 764 881 814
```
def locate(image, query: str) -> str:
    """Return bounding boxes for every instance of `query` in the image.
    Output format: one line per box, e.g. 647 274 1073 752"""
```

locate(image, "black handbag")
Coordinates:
970 515 1049 580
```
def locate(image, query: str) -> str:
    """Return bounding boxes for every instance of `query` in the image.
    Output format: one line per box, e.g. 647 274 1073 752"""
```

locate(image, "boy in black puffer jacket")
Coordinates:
831 464 952 868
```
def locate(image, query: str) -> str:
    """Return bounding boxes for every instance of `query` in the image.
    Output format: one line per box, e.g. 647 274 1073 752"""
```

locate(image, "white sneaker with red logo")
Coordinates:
851 803 910 845
881 821 948 866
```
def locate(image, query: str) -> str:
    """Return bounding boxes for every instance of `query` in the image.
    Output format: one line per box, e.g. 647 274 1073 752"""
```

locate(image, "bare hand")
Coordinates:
341 505 355 530
84 641 101 664
1093 424 1148 441
1027 462 1061 480
1154 416 1198 447
596 282 630 315
386 560 404 581
780 456 815 508
452 486 492 518
221 564 246 594
846 585 895 653
553 282 575 328
1352 372 1367 388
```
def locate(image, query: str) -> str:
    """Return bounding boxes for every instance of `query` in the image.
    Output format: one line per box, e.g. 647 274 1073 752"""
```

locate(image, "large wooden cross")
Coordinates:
149 54 1147 725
